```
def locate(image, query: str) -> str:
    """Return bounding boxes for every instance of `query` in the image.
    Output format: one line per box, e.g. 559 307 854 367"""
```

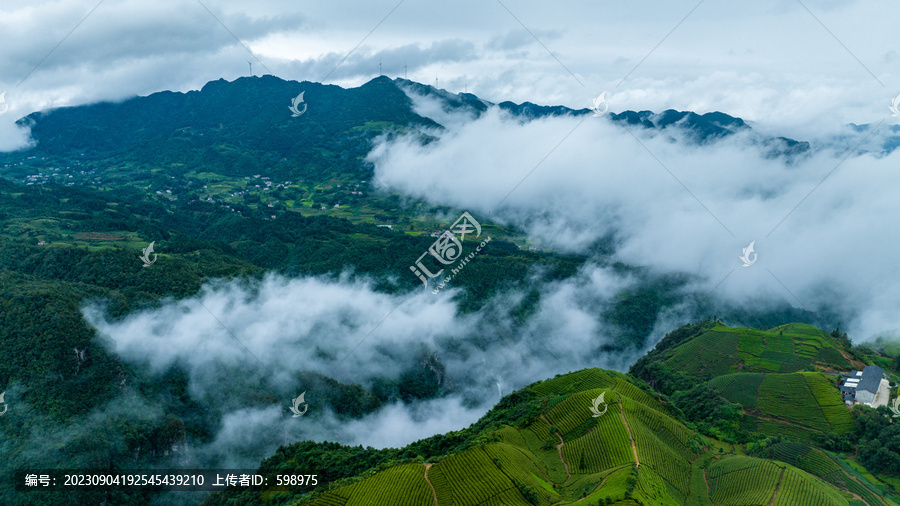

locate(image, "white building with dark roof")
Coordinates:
840 365 886 407
856 365 886 406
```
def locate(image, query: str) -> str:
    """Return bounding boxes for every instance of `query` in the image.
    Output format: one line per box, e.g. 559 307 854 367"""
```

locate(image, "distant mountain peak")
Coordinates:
6 75 814 161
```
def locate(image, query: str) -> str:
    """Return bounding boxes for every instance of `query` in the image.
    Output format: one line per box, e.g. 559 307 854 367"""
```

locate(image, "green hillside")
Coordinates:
629 322 863 442
706 455 851 506
207 367 866 505
707 372 854 441
618 320 900 505
762 442 897 506
633 322 853 388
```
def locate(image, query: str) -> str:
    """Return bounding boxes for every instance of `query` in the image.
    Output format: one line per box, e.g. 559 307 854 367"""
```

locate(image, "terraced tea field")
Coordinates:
707 371 852 440
660 323 852 381
307 367 859 505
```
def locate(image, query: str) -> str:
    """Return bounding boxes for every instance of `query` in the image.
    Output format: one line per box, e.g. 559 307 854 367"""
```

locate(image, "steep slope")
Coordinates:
631 322 854 391
630 322 862 442
205 368 857 505
762 442 894 506
707 372 854 441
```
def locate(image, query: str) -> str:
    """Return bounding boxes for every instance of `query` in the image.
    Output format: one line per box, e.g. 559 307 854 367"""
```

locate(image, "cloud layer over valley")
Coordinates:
75 265 651 465
370 90 900 342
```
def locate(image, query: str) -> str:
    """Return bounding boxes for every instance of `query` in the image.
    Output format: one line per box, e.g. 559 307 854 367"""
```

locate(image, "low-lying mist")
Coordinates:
70 263 654 468
372 89 900 342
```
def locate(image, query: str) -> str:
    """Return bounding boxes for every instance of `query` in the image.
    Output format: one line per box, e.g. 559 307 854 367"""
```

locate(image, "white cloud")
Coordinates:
370 92 900 341
82 263 651 459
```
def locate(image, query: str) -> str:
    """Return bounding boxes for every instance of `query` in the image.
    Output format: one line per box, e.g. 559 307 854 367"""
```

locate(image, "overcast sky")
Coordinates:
1 0 898 140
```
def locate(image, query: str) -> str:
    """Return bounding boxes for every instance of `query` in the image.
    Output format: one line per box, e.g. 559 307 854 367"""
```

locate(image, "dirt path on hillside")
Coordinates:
703 468 710 500
822 453 887 506
540 414 572 484
569 464 631 504
424 463 438 506
618 396 640 467
767 468 786 506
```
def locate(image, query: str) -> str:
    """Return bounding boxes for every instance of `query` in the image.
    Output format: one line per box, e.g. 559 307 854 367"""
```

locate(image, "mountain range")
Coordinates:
2 76 900 505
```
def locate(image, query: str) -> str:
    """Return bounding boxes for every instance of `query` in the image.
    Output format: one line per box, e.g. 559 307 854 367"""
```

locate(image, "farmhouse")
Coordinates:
839 365 887 407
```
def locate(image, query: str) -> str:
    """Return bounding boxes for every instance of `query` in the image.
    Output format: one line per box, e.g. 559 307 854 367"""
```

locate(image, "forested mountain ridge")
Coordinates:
5 74 810 178
14 75 439 158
